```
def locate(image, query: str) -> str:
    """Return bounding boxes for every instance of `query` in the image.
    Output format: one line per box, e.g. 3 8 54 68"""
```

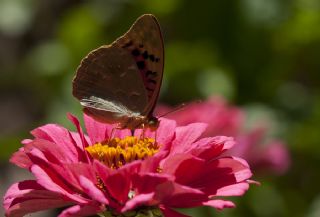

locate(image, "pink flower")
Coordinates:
156 96 244 137
156 96 290 175
233 127 290 175
3 113 252 217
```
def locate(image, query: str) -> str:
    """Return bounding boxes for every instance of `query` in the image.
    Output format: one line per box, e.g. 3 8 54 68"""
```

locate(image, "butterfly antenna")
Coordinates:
158 100 202 118
158 103 186 118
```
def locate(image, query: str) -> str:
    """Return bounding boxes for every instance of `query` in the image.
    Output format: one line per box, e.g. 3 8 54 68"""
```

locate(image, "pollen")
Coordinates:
86 136 159 169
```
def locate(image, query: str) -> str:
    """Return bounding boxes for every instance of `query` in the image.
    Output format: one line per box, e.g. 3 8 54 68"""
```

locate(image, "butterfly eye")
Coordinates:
148 117 160 130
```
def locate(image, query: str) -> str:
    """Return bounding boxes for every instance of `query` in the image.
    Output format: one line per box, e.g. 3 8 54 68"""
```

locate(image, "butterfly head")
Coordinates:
147 116 160 131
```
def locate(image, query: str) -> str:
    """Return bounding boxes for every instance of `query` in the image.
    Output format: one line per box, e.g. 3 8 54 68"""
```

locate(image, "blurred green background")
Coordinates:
1 0 320 217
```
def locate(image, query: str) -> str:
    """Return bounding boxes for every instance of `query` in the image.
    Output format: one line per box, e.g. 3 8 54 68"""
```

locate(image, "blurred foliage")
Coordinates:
1 0 320 217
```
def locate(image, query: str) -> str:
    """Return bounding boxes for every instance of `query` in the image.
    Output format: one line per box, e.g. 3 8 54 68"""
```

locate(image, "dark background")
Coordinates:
1 0 320 216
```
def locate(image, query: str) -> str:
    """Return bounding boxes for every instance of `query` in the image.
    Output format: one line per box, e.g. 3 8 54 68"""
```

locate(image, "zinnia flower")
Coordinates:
156 96 290 175
233 127 290 175
3 113 253 217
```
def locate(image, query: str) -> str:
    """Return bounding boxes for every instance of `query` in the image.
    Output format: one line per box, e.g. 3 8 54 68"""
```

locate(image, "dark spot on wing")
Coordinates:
136 61 145 70
139 44 144 48
155 58 160 62
131 49 140 56
122 40 133 48
149 54 155 62
142 51 149 59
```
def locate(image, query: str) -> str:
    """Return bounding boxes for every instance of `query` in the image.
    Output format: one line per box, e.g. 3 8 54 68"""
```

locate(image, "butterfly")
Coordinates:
72 14 164 131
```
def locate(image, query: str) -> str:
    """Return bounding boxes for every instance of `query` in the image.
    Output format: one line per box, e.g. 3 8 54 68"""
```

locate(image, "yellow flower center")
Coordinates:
86 136 159 169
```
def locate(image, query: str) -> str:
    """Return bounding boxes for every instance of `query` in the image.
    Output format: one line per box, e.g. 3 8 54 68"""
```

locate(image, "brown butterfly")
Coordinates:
72 14 164 130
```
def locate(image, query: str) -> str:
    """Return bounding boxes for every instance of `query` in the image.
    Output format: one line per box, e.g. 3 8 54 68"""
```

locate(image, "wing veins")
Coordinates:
80 96 140 118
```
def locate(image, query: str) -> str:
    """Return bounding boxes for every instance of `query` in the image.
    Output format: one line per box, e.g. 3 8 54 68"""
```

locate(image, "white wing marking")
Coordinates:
80 96 141 118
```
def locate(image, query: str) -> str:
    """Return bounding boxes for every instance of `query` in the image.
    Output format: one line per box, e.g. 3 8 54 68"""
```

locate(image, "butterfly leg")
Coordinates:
139 123 146 140
154 129 157 145
106 127 117 145
111 127 116 139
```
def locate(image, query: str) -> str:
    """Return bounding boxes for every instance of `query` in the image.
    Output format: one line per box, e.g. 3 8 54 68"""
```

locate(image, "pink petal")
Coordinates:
104 173 130 203
139 149 168 173
155 118 177 147
46 162 97 193
182 157 252 196
203 199 235 210
188 136 235 159
10 140 34 168
154 182 207 207
27 146 98 196
170 123 207 155
93 160 130 204
78 176 109 204
4 180 73 217
84 113 109 144
112 128 132 139
21 139 32 144
67 113 88 148
126 172 207 209
6 198 71 217
121 193 155 212
4 180 55 208
132 173 171 194
260 141 290 174
31 164 89 204
160 206 191 217
166 154 252 197
24 139 79 165
58 204 103 217
162 153 204 179
67 113 91 162
31 124 79 161
85 112 131 139
31 124 69 144
26 146 84 191
215 182 250 196
68 131 89 162
10 147 32 169
227 157 252 181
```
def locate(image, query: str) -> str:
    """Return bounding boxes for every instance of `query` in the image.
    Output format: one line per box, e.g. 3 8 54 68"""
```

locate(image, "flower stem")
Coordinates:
98 207 163 217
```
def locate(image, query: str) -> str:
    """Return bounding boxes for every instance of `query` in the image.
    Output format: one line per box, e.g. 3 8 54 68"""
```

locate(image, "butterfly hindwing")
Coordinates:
73 45 148 123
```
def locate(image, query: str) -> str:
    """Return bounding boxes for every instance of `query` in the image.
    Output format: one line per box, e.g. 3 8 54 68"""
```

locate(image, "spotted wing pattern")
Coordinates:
114 14 164 116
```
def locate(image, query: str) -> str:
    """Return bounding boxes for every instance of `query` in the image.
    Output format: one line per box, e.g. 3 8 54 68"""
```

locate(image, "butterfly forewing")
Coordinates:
114 14 164 116
72 14 164 127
